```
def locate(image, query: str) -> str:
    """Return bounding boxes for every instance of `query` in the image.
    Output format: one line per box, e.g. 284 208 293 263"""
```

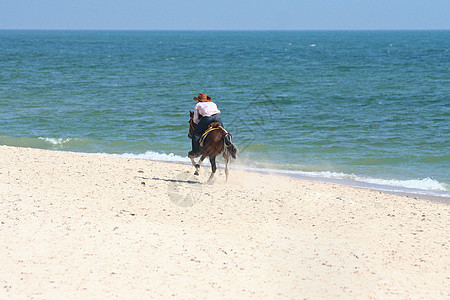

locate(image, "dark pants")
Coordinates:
192 114 223 153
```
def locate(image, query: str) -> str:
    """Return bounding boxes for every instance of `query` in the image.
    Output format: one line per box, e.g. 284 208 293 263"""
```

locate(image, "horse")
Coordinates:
188 111 237 183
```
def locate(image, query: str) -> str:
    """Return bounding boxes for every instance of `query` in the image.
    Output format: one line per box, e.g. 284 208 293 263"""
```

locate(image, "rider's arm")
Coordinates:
193 104 201 124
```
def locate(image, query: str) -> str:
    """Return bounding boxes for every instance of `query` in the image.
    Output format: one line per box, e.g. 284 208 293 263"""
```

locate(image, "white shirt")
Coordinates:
193 102 221 124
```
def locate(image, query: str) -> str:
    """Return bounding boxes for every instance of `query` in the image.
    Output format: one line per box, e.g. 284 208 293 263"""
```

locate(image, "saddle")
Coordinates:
199 124 228 148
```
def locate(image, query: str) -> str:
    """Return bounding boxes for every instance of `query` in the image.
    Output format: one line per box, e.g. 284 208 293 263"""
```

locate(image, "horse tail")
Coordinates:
223 133 238 159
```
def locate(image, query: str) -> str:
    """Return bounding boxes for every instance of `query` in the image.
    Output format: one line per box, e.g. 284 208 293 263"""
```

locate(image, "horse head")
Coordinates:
188 111 196 139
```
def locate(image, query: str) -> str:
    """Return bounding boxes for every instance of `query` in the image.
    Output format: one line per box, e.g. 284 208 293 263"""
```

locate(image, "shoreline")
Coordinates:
1 145 449 298
268 169 450 204
93 150 450 204
2 143 449 202
176 162 450 204
30 146 448 203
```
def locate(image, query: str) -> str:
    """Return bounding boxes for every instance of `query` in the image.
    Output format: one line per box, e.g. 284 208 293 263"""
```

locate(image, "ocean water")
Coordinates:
0 30 449 199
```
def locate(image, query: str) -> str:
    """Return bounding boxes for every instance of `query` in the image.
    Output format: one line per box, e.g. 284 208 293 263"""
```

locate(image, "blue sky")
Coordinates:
0 0 449 30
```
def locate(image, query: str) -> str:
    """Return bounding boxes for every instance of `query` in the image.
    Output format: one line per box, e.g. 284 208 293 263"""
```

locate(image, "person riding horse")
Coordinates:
188 93 223 158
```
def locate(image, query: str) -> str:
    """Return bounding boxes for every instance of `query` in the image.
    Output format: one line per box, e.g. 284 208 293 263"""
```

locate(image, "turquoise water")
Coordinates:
0 30 449 197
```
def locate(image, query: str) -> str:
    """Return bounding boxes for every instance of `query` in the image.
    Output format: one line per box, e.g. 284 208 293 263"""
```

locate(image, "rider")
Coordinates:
188 93 223 158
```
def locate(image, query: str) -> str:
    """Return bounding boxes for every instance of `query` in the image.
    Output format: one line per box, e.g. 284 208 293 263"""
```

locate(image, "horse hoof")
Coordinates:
194 171 199 176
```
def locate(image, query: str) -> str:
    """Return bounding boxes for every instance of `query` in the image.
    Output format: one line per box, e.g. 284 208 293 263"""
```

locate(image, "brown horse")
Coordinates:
188 111 237 183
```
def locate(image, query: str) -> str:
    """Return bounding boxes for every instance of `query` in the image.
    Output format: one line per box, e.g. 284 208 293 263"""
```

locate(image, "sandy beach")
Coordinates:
0 145 448 299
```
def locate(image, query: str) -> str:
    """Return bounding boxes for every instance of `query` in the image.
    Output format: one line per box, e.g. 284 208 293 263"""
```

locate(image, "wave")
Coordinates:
36 137 92 149
245 166 447 189
38 137 75 145
1 135 86 149
103 150 191 163
271 169 448 193
356 176 447 191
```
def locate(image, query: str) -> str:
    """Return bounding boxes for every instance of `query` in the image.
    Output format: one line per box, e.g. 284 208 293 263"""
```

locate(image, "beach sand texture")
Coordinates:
0 146 449 299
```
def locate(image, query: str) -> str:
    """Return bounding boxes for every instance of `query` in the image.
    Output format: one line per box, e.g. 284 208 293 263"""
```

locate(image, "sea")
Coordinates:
0 30 449 201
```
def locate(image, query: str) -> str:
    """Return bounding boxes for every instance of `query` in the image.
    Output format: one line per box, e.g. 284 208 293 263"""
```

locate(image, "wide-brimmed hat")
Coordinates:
194 93 211 102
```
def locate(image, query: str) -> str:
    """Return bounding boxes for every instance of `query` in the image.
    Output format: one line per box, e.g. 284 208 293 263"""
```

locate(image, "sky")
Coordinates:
0 0 449 30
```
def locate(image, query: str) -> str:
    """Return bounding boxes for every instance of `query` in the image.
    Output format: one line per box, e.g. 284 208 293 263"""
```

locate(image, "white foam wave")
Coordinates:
295 170 446 191
39 137 73 145
99 150 190 163
241 167 448 193
358 177 447 192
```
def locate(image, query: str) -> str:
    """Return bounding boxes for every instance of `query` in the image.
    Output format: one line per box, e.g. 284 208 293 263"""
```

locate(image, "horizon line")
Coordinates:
1 28 449 32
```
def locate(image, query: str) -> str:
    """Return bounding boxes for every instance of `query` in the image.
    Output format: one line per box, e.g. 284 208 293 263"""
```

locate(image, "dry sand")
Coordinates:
0 145 449 299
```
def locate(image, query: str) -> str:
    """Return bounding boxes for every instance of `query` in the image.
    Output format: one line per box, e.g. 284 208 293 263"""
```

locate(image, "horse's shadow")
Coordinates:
150 176 202 185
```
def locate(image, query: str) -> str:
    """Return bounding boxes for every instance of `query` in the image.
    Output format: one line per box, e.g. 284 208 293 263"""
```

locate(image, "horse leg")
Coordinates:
207 156 216 184
225 156 229 182
190 157 199 175
190 157 196 166
191 156 205 176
